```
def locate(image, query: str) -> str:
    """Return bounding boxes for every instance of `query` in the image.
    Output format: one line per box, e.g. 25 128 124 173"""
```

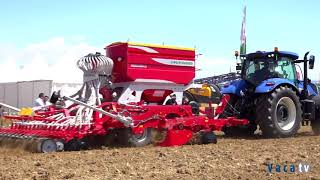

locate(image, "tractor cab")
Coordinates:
234 48 317 98
240 50 299 86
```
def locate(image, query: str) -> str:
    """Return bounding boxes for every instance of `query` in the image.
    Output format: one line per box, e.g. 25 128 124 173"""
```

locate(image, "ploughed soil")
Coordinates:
0 126 319 180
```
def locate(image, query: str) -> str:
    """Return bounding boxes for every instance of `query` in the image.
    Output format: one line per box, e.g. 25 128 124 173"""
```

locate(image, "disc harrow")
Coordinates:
0 94 248 153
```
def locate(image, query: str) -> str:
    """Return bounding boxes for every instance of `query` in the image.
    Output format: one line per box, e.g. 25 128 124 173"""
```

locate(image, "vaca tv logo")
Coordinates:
267 163 310 173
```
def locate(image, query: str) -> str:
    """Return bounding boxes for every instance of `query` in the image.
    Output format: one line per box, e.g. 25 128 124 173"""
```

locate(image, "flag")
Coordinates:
240 6 246 55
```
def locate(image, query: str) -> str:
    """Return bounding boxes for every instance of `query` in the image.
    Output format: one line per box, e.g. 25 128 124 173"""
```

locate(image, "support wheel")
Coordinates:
55 140 64 152
38 139 57 153
118 128 152 147
256 86 302 138
128 128 152 147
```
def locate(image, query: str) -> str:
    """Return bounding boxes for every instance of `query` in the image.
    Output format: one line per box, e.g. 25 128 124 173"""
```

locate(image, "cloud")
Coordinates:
0 37 102 83
0 38 235 84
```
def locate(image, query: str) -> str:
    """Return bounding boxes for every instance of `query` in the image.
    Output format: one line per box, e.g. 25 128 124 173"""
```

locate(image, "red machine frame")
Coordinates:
2 94 248 149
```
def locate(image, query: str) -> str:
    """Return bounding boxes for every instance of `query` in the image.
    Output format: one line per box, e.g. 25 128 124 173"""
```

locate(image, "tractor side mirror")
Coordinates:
309 55 315 69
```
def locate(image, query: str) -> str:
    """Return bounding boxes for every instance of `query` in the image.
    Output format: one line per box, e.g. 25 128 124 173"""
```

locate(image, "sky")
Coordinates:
0 0 320 83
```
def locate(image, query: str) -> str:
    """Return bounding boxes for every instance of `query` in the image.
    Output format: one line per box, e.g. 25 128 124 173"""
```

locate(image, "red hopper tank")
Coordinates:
105 42 195 85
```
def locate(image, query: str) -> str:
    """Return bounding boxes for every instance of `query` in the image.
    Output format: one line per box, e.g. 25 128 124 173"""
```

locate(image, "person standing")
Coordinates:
0 105 4 127
165 94 178 105
44 95 51 106
0 105 4 117
34 93 45 107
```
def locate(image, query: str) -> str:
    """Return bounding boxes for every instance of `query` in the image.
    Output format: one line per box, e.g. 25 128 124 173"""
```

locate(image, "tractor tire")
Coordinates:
311 95 320 135
256 86 302 138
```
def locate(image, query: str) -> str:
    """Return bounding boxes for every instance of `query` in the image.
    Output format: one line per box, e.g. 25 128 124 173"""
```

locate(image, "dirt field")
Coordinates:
0 126 319 180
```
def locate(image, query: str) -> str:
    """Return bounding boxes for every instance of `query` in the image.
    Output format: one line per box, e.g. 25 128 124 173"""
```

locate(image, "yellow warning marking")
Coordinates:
107 42 195 51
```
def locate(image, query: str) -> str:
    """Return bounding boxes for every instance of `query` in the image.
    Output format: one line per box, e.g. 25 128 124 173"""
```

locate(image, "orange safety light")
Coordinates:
235 51 239 57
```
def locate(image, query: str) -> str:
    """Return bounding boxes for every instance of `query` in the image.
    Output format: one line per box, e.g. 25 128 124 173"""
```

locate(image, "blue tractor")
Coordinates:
221 48 320 137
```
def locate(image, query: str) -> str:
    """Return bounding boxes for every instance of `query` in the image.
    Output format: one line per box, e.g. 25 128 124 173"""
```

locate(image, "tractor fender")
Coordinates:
297 81 318 97
221 80 247 96
255 78 299 94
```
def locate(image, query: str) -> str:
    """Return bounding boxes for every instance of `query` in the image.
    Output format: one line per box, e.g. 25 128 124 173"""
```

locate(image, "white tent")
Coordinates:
0 80 82 108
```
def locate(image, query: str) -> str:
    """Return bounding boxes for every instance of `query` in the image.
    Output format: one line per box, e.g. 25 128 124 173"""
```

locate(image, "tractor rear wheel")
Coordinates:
256 86 302 138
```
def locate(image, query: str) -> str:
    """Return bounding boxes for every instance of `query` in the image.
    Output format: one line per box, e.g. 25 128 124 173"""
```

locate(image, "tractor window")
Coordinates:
274 57 296 81
243 57 296 85
242 59 277 84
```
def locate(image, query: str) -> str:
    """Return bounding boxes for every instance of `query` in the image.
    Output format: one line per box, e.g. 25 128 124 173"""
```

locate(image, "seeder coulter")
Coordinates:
0 42 248 152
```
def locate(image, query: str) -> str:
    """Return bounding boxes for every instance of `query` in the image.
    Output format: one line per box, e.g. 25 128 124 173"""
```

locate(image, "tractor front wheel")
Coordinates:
256 86 302 138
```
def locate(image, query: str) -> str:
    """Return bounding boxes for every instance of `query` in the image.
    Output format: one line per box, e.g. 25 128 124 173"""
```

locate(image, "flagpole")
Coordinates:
240 5 246 56
237 3 246 74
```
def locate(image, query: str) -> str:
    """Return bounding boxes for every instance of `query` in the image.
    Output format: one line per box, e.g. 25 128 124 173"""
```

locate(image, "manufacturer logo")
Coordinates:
152 58 195 67
170 60 194 66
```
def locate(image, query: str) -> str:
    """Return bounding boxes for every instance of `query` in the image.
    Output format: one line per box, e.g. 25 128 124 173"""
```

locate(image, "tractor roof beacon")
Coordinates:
222 48 320 137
